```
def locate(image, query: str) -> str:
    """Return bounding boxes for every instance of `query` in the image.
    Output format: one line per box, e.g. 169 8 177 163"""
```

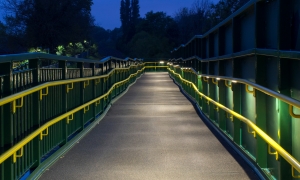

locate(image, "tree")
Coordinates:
55 41 99 59
1 0 94 52
124 11 177 58
127 31 171 58
130 0 140 28
120 0 140 42
174 0 212 44
208 0 250 27
0 21 8 54
120 0 130 37
137 11 175 38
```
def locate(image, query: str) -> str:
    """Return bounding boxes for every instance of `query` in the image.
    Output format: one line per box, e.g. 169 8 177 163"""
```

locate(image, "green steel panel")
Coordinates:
241 84 256 158
232 83 242 145
225 83 234 138
202 79 209 114
255 90 267 168
225 22 233 55
256 1 279 49
278 97 292 180
218 80 227 130
214 32 219 57
208 79 217 122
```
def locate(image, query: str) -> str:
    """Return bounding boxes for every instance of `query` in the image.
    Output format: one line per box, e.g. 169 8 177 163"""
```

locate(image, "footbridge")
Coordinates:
1 0 300 179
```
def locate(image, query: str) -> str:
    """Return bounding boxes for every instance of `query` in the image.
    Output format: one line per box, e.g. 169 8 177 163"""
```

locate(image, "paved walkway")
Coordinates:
39 72 258 180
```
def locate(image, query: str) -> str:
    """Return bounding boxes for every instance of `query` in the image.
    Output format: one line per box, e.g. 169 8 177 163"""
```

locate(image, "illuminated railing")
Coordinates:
168 66 300 179
0 67 144 165
0 60 169 179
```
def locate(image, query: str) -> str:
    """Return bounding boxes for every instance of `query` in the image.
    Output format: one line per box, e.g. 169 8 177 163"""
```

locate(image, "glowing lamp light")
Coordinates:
216 78 221 80
232 80 237 83
159 61 164 64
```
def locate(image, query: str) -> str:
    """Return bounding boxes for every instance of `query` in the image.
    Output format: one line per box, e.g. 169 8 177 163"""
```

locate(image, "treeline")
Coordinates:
0 0 249 59
0 0 103 58
117 0 249 59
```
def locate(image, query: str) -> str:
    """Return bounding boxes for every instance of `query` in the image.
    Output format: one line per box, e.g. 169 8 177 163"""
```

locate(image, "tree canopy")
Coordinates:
120 0 140 42
0 0 250 59
1 0 94 52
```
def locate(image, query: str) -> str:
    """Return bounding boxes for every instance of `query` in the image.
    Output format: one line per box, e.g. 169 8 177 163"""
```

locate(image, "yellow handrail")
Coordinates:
144 66 168 68
12 97 24 113
212 78 218 85
174 66 300 120
185 68 300 118
245 84 255 97
168 68 300 175
225 80 232 88
40 87 49 100
66 83 74 93
289 105 300 118
0 67 145 165
0 65 142 107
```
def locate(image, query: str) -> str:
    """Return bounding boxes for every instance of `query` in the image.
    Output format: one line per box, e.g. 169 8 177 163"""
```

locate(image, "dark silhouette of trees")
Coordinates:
174 0 250 45
208 0 248 26
120 0 131 36
0 21 9 54
120 0 140 41
1 0 94 53
127 11 178 58
131 0 140 26
0 0 251 58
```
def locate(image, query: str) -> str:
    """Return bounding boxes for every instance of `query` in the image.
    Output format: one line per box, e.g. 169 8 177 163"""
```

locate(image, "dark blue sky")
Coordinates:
0 0 219 30
92 0 219 30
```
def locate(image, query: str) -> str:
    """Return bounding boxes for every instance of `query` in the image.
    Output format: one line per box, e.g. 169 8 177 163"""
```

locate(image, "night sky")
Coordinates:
0 0 219 30
92 0 219 30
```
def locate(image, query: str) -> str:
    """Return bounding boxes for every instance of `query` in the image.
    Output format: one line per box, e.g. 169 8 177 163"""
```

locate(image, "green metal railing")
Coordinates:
0 53 145 180
0 66 144 159
168 65 300 179
169 0 300 179
0 50 170 179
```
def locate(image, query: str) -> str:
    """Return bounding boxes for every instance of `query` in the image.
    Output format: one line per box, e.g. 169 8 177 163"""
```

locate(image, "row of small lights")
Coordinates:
169 63 238 83
203 76 237 83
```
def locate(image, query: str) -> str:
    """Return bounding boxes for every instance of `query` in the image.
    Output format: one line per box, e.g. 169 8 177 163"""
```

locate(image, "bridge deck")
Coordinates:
39 72 258 180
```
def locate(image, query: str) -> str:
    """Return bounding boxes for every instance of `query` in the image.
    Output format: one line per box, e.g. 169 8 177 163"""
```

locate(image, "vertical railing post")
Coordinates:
209 78 216 122
98 63 102 75
59 61 68 144
232 83 242 145
77 62 84 130
29 59 42 169
90 63 96 123
100 63 104 112
197 76 203 109
202 77 209 114
255 55 268 170
278 58 292 179
218 80 226 130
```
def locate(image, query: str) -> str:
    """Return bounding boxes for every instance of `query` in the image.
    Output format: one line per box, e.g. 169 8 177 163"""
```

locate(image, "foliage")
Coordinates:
120 0 140 42
137 11 175 37
131 0 140 26
208 0 249 26
28 47 49 53
0 0 250 60
1 0 94 53
118 11 178 59
127 31 172 58
174 0 213 44
55 41 99 59
174 0 249 45
0 21 8 54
